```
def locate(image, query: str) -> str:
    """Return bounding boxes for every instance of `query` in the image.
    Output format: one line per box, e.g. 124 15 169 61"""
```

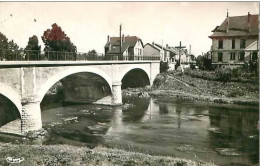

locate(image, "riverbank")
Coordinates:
123 70 259 105
0 143 215 166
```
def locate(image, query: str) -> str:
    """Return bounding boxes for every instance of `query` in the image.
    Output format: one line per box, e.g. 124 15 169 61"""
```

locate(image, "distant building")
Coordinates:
174 49 195 64
209 12 259 68
104 35 144 60
143 42 177 62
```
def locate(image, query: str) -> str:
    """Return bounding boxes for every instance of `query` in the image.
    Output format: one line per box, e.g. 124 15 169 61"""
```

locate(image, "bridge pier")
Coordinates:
112 82 122 105
21 96 42 134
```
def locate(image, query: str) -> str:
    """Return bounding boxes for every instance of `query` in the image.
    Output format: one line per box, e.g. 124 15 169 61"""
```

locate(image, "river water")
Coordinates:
0 97 259 166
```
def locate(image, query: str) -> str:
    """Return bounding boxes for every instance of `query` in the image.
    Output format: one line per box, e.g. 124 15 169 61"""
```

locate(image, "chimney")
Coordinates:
152 41 154 46
226 9 229 33
119 24 122 53
247 12 251 32
122 34 125 42
166 44 168 48
107 35 110 42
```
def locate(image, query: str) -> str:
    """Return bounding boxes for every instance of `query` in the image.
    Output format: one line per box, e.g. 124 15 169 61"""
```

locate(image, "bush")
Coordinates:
190 63 196 70
215 67 232 83
153 74 167 88
160 61 169 73
184 69 217 80
227 89 244 97
231 67 243 77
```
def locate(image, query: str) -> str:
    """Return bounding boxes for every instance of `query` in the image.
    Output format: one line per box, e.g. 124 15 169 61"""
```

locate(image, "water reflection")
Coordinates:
0 97 258 166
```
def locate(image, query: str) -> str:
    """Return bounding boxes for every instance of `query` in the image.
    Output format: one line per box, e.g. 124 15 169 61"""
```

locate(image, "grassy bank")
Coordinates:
124 70 259 105
0 143 215 166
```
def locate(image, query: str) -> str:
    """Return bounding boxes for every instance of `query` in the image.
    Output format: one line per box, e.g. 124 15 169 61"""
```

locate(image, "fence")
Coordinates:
0 49 160 61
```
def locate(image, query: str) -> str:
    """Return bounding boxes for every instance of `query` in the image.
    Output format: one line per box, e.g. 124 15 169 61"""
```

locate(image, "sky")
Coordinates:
0 2 259 56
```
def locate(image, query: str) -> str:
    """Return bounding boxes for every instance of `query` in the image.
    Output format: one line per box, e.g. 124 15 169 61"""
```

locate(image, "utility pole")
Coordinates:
119 24 122 60
175 41 186 66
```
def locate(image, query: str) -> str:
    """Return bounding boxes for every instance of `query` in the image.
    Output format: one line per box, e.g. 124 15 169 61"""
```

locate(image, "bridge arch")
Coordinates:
119 65 151 83
38 66 113 102
119 66 151 89
0 82 22 115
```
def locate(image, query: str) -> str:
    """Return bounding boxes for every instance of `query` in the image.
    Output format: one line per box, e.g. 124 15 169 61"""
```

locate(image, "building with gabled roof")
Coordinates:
104 35 144 60
143 42 177 62
209 12 259 68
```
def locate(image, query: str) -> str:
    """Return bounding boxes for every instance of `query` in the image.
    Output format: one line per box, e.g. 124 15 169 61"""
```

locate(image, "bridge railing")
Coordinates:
0 49 160 61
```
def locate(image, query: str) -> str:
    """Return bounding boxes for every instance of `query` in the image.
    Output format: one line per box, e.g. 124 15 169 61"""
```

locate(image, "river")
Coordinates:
0 96 259 166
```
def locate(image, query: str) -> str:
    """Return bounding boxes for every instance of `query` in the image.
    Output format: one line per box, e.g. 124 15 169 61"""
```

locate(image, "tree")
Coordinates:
196 54 212 70
87 49 98 60
160 61 169 73
0 32 9 60
0 32 22 61
25 35 41 60
7 40 22 60
42 23 77 60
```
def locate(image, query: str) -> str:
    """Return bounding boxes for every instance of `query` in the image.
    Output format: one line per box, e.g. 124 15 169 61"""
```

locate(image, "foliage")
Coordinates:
196 55 212 70
184 69 216 81
0 32 22 60
25 35 41 60
249 60 259 76
153 73 167 88
42 23 77 60
88 49 97 57
160 61 169 73
215 67 232 83
0 32 8 50
190 63 196 70
227 89 244 97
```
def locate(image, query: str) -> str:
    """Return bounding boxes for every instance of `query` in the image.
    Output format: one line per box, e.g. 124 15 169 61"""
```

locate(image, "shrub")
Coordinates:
190 63 196 70
160 61 169 73
153 74 167 88
215 67 232 83
231 67 243 77
227 89 244 97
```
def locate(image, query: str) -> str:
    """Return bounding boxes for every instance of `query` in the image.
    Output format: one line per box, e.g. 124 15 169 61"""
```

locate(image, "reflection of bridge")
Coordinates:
0 61 160 134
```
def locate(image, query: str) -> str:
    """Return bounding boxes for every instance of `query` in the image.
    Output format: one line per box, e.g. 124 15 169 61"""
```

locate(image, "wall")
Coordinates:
143 44 160 57
211 38 258 63
134 40 144 56
0 61 160 103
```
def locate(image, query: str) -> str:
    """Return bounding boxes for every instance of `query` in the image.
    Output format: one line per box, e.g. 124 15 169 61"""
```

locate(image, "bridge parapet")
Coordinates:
0 49 160 61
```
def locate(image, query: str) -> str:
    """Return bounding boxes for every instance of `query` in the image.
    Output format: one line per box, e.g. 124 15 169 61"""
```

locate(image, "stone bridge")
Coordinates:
0 61 160 134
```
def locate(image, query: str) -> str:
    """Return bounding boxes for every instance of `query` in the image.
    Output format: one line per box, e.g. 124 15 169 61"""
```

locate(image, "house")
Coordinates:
143 42 177 62
174 48 192 63
209 12 259 68
104 35 144 60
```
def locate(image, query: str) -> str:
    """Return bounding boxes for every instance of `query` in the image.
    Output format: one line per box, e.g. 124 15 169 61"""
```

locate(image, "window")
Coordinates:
230 52 236 60
240 39 246 49
239 52 245 61
218 40 223 49
218 52 223 62
232 39 235 49
252 51 258 61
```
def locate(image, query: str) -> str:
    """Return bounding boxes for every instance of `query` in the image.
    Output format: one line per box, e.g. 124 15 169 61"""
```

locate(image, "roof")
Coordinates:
209 14 259 38
144 43 178 54
144 43 160 51
105 36 143 54
245 40 258 50
106 45 129 54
